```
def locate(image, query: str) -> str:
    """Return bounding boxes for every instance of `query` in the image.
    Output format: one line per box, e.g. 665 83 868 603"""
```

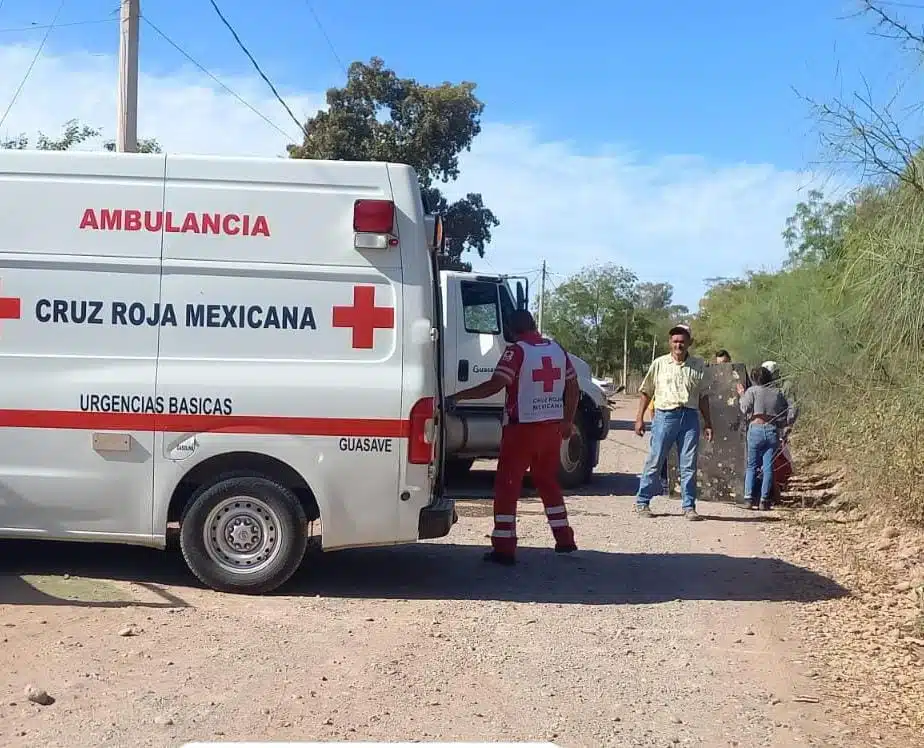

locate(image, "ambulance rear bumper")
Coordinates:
418 495 457 540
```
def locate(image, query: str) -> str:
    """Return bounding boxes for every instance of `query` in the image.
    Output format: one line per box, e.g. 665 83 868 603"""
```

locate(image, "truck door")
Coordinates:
451 278 507 408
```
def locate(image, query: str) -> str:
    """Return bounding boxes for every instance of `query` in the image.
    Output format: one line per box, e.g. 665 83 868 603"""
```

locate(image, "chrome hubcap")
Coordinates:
203 496 282 575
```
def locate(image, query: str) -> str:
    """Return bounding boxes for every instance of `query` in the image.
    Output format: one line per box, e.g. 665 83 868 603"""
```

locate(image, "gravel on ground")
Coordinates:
0 397 919 747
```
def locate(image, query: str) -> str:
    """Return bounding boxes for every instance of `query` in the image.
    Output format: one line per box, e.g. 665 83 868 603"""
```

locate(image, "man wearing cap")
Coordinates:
633 323 713 520
446 309 580 565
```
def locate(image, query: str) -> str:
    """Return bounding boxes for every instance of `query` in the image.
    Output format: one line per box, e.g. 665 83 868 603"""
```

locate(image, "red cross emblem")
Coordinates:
0 280 21 336
532 355 562 393
332 285 395 349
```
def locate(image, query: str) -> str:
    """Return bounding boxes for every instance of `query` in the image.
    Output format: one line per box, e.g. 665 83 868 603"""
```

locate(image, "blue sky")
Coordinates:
0 0 918 308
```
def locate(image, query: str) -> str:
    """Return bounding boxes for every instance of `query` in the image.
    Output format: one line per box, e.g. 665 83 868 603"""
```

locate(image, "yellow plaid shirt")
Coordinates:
639 353 708 411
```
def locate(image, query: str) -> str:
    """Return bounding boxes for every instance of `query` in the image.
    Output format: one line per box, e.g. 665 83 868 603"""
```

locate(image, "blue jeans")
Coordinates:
745 423 778 502
636 407 700 510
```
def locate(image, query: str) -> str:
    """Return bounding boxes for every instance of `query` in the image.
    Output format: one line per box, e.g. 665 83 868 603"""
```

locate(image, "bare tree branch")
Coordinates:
860 0 924 50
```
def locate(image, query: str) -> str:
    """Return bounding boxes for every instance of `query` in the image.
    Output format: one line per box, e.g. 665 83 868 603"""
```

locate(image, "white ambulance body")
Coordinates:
0 150 454 594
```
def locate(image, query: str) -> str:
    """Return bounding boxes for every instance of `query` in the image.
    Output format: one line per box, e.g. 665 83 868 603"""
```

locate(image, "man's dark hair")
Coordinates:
510 309 538 336
716 349 730 359
751 366 772 386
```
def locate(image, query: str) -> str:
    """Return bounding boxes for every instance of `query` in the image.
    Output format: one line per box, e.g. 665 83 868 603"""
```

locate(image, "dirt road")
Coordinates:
0 398 915 747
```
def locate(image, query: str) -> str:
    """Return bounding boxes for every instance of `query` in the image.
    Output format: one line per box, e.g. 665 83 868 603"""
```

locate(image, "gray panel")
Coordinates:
666 362 747 502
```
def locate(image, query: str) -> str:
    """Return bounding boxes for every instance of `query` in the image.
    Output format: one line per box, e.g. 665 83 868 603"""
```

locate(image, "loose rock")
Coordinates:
25 685 54 706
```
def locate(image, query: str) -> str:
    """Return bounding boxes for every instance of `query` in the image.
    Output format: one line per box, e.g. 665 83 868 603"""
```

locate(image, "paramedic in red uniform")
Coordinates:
446 310 579 566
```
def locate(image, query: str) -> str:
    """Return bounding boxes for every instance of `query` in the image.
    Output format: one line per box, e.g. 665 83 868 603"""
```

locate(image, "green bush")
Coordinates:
695 186 924 524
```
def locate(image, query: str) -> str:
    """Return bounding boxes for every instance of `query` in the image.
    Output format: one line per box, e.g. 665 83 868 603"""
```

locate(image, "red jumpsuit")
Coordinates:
490 331 578 558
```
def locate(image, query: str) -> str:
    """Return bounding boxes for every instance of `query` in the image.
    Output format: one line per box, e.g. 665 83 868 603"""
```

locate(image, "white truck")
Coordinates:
438 270 611 488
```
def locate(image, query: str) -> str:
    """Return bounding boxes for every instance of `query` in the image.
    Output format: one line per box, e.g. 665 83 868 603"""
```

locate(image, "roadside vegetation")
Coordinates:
692 2 924 524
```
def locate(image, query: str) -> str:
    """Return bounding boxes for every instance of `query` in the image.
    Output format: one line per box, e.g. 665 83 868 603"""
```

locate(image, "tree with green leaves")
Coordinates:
1 118 162 154
287 57 498 270
781 189 849 267
536 264 684 377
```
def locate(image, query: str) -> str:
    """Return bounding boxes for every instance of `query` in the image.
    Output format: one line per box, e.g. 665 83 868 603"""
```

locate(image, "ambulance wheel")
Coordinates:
559 417 592 489
179 475 308 595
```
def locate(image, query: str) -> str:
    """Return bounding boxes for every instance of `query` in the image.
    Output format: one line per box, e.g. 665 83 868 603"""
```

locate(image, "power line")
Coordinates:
303 1 346 74
0 18 115 34
0 0 66 131
205 0 307 139
142 16 299 142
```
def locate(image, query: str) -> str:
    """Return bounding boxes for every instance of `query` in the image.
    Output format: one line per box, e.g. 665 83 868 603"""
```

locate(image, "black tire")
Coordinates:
558 416 593 489
444 457 475 481
179 474 308 595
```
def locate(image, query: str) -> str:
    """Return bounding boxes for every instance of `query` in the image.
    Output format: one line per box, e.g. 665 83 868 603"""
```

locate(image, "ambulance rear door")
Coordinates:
385 164 446 541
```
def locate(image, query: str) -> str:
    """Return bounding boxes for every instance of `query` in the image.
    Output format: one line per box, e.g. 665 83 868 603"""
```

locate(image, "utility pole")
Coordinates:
651 334 656 364
622 308 631 390
116 0 140 152
537 260 547 332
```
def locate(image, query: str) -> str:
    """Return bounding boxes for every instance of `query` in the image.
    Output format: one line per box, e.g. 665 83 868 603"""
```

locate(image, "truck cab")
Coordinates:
438 270 610 488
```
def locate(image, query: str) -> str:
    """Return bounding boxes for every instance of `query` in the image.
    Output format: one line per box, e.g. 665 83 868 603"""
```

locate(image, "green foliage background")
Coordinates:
693 186 924 523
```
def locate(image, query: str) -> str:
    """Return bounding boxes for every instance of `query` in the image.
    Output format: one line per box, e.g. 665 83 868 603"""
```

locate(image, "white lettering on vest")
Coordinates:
515 340 566 423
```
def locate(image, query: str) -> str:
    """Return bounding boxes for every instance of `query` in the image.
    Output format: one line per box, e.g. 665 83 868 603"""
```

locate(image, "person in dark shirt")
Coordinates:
735 365 796 510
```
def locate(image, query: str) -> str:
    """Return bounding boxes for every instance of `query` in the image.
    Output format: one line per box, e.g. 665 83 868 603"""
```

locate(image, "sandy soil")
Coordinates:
0 397 919 747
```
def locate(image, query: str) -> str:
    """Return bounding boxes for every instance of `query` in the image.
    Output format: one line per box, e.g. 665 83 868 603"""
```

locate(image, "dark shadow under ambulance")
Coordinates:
0 536 848 607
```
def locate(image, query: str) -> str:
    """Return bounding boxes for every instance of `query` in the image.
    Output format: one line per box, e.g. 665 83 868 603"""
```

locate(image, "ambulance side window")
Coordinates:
460 281 501 335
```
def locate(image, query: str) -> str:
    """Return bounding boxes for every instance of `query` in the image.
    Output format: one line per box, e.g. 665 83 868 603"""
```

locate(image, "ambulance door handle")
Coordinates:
458 359 469 382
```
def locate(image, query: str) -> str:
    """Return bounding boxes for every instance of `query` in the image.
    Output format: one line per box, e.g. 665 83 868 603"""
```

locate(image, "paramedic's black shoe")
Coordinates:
759 500 773 511
483 550 516 566
554 542 578 554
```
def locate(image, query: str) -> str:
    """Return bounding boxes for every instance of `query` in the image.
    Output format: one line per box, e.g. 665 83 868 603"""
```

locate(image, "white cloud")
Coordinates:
0 42 822 309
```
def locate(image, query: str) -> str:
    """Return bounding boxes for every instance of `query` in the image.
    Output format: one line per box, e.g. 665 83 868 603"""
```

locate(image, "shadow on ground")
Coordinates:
446 467 638 499
608 418 635 432
0 537 849 607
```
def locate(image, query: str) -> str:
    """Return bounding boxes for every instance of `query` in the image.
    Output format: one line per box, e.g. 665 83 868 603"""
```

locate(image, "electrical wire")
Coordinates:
0 0 66 131
205 0 307 138
142 15 299 143
0 18 115 34
303 1 346 74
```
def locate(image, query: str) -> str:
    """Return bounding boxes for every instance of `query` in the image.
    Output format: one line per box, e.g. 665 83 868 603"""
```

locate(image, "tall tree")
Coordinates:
287 57 498 270
781 189 849 266
633 281 690 361
538 263 641 376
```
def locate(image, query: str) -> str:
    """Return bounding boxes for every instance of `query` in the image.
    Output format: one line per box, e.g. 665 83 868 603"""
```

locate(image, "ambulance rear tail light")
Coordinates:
354 199 398 250
408 396 435 464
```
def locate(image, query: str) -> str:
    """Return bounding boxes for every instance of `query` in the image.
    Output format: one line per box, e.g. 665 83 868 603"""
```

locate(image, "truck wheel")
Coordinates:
559 417 593 489
179 475 308 595
444 457 475 481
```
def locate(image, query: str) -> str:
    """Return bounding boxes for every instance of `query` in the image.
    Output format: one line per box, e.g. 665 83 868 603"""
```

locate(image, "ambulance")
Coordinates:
0 150 455 594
